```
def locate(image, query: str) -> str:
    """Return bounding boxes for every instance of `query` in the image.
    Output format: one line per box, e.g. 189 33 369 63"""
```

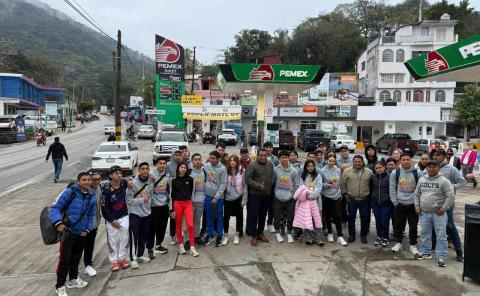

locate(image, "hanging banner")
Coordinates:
155 35 185 82
181 95 202 106
183 112 241 121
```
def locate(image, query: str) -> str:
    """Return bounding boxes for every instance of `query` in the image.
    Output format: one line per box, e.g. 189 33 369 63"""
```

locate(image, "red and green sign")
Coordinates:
405 34 480 82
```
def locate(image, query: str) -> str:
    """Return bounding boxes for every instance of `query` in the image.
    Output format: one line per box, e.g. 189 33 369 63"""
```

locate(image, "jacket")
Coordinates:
273 164 300 202
50 184 96 235
46 141 68 161
150 169 171 207
340 167 373 200
245 160 274 197
293 185 322 230
190 167 206 204
126 175 154 217
226 170 244 201
438 160 466 192
204 162 228 200
364 144 378 172
460 149 478 167
101 179 129 223
320 165 342 200
415 173 455 212
370 172 390 205
88 185 102 229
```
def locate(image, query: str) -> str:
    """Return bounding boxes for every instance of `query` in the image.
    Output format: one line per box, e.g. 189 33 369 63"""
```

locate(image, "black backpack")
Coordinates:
395 168 419 193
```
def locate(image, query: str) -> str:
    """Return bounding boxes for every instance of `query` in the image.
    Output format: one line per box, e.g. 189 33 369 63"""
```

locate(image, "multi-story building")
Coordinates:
355 14 457 144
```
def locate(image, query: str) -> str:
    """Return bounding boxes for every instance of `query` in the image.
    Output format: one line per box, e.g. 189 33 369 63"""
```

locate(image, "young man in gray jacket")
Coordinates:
414 160 455 267
190 153 206 245
273 151 300 243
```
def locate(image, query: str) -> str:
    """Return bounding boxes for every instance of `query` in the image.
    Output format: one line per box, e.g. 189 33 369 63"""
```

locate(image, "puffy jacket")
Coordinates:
50 184 96 235
370 172 390 205
293 185 322 230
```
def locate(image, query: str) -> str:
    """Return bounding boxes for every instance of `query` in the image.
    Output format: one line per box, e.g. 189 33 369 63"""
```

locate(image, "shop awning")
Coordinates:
405 34 480 82
0 98 40 110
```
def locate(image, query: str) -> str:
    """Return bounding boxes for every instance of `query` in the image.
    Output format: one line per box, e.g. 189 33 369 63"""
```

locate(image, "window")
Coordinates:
426 91 431 102
393 90 401 102
435 90 446 102
381 74 394 83
361 61 365 71
251 120 258 132
395 74 404 83
300 120 317 131
406 91 411 102
419 127 423 136
421 27 430 37
382 49 394 62
413 90 424 102
437 28 446 41
396 49 405 62
379 90 391 101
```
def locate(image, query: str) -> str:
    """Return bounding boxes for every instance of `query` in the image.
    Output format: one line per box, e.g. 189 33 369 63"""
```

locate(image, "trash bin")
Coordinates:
463 203 480 282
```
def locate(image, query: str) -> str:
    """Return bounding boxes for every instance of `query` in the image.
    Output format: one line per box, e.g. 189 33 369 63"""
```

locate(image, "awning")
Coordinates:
0 98 40 110
404 34 480 82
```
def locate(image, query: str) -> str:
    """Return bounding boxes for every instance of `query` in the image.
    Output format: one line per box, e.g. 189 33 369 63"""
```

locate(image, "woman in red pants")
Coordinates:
170 162 199 257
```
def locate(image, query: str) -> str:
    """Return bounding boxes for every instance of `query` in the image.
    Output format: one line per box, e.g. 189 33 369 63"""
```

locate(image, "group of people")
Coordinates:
48 140 475 296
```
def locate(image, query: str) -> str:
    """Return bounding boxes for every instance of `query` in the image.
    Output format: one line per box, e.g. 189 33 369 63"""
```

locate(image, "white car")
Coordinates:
217 129 238 145
104 123 115 135
138 124 156 139
92 141 138 174
153 129 188 161
330 135 356 152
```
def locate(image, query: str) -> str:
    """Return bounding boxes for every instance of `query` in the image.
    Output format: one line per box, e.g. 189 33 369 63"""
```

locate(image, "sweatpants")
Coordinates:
205 195 224 238
56 232 85 289
371 201 392 239
147 205 170 250
273 198 295 233
223 198 244 235
106 216 129 263
246 194 270 237
174 200 195 246
83 228 97 267
129 214 151 260
393 204 418 245
322 196 343 237
200 206 217 236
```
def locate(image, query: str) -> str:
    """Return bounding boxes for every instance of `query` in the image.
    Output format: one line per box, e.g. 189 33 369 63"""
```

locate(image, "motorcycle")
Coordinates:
187 132 196 143
36 133 46 146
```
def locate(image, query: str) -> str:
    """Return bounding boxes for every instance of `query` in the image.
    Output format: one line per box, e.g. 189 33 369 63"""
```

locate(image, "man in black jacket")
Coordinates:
46 137 68 182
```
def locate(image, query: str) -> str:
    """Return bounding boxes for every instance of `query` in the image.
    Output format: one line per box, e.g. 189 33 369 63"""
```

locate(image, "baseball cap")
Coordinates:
426 160 439 166
110 165 122 174
339 145 349 151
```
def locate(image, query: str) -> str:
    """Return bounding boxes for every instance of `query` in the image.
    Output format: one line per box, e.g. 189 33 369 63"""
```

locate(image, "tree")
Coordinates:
269 29 291 60
200 65 219 78
454 84 480 140
224 29 272 63
77 99 96 113
185 48 201 76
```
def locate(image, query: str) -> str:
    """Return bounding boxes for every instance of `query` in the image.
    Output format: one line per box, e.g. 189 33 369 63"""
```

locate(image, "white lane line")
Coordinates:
66 160 82 167
0 179 37 199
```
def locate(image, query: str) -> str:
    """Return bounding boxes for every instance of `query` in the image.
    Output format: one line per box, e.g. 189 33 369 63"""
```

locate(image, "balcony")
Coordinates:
381 36 395 44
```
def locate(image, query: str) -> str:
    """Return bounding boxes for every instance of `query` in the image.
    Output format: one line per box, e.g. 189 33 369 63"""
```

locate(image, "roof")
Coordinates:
0 73 65 91
100 141 129 145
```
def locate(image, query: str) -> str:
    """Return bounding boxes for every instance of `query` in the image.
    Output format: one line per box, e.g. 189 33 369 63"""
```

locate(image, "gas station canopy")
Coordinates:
405 34 480 82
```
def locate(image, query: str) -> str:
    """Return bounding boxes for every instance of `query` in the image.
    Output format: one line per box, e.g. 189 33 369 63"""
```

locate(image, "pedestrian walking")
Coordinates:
460 145 478 187
61 119 67 132
370 161 392 248
46 137 68 183
83 172 102 277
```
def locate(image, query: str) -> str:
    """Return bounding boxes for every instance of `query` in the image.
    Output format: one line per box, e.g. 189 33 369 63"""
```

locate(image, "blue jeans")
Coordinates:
53 159 63 179
347 199 370 237
432 207 463 255
205 195 224 238
419 211 448 261
371 201 391 239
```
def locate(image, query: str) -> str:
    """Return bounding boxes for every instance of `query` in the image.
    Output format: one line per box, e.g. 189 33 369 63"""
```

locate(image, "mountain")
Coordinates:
0 0 154 106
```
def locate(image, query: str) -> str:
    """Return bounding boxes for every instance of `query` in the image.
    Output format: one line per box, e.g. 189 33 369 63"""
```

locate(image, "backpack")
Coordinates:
395 167 419 193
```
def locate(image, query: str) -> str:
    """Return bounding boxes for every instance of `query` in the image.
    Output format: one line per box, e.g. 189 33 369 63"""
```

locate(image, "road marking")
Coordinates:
66 160 82 167
0 179 37 199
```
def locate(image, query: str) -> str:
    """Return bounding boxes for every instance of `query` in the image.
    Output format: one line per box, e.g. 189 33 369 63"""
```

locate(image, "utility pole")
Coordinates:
115 30 122 141
112 51 116 113
191 46 196 93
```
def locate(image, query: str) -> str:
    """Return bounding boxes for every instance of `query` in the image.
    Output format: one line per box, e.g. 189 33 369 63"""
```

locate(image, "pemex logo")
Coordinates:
155 39 181 63
249 64 274 81
425 51 449 73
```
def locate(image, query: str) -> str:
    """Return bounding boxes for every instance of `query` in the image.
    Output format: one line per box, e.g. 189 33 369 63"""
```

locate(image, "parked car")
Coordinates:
217 129 237 145
91 141 138 175
104 123 115 135
152 128 188 162
202 132 216 144
417 138 446 155
330 135 356 153
279 130 295 151
297 130 331 152
438 136 461 150
137 124 156 139
375 133 417 155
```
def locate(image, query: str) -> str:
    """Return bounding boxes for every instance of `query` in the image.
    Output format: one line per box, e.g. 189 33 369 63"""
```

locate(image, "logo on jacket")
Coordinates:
425 51 448 73
155 39 181 63
249 64 274 81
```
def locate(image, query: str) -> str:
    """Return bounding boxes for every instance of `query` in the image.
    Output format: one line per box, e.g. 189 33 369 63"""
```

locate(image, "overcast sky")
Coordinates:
38 0 479 65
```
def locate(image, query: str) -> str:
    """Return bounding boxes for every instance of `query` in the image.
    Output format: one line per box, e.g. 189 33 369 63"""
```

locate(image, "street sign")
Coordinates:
145 109 166 115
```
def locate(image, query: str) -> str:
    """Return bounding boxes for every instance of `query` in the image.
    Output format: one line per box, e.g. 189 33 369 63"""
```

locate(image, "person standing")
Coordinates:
370 161 392 248
414 160 455 267
190 153 207 246
446 148 461 171
289 150 303 176
341 155 373 243
46 137 68 183
216 142 229 166
61 119 67 132
83 172 102 277
415 154 430 171
166 150 183 244
364 145 379 172
315 149 326 172
391 148 403 166
179 145 192 168
263 141 279 233
460 145 478 187
336 145 352 224
385 158 398 173
240 147 252 170
245 148 274 246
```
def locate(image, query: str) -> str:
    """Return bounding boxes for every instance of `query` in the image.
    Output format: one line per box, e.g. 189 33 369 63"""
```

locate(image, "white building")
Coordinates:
355 14 457 144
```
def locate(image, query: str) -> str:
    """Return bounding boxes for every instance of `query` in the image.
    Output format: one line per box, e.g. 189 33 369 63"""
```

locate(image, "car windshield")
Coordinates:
308 131 326 137
140 125 153 130
392 134 411 139
221 131 236 135
159 133 186 142
97 144 127 152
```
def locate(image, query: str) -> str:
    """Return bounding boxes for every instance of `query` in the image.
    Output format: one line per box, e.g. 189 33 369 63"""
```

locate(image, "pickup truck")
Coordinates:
375 133 417 155
279 130 295 151
297 129 330 152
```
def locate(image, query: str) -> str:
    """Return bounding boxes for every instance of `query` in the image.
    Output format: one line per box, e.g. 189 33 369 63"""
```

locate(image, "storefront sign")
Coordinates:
181 95 202 106
303 106 317 113
45 102 58 116
298 73 359 106
279 107 313 117
183 112 241 120
155 35 185 82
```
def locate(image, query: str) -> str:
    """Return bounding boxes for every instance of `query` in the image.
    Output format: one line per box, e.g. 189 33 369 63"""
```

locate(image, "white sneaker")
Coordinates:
287 234 294 243
267 225 275 233
409 245 419 255
190 247 199 257
275 233 284 242
327 234 334 243
221 236 229 246
84 265 96 277
233 235 240 245
55 286 68 296
392 243 403 253
337 236 348 246
66 277 88 289
179 244 186 254
170 235 177 245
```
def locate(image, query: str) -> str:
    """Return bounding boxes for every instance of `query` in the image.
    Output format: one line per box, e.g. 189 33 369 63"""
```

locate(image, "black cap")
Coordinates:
339 145 349 151
426 160 439 166
178 145 188 150
433 149 447 157
240 147 248 154
110 165 122 173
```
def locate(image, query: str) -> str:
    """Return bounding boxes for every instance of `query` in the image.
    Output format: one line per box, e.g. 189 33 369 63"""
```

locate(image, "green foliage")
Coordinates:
454 84 480 129
224 29 273 63
200 65 219 78
77 99 96 113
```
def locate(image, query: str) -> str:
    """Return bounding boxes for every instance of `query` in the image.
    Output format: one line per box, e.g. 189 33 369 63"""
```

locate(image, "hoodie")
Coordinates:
166 160 180 178
268 154 279 167
370 172 390 205
126 175 154 217
190 166 206 204
204 161 228 200
389 166 423 206
300 173 323 210
364 145 378 172
273 164 300 202
320 165 342 200
89 185 102 229
438 160 467 192
290 160 303 176
226 169 248 205
336 155 353 171
415 173 455 212
150 169 171 207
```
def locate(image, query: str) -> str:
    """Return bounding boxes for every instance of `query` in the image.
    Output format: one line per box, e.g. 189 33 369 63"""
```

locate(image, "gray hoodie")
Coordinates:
336 155 353 171
150 169 171 207
204 161 228 200
88 185 102 229
126 175 154 217
389 166 423 206
415 173 455 212
320 165 342 200
166 160 180 178
438 160 467 192
273 164 300 202
190 166 206 204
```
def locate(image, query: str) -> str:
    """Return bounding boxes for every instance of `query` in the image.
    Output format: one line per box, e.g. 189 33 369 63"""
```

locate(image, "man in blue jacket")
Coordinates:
50 172 96 296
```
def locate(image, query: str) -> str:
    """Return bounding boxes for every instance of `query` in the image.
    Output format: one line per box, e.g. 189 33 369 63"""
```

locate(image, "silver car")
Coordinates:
137 125 156 139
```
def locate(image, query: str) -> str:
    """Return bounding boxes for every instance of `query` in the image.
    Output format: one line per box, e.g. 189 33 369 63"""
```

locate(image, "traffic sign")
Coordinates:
145 109 166 115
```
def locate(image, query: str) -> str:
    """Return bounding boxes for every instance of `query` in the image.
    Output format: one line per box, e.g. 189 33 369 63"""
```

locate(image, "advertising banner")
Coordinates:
181 95 202 106
155 35 185 82
274 94 298 106
298 73 359 106
241 94 257 106
45 102 58 116
279 107 313 117
183 112 241 121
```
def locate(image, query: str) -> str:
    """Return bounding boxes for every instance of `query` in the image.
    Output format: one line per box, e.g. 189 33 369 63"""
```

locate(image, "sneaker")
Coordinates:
215 237 222 247
381 239 390 248
148 249 155 260
66 277 88 289
179 244 186 254
414 253 426 260
409 245 419 256
154 245 168 254
221 236 229 246
392 243 402 253
137 256 151 264
130 260 139 269
84 265 97 277
337 236 348 246
55 286 68 296
327 234 334 243
374 238 382 247
184 240 191 251
170 235 177 245
287 234 294 243
194 237 203 245
305 240 313 245
317 237 325 247
54 178 58 183
456 255 464 262
203 235 215 246
294 230 302 240
119 259 130 269
111 262 121 272
267 225 275 233
233 235 240 245
190 247 199 257
437 259 447 267
275 233 284 243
